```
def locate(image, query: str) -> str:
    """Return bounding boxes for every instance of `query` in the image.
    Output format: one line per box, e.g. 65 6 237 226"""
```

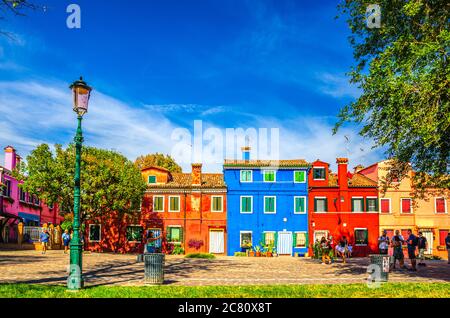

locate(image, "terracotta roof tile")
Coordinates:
349 173 377 187
147 173 226 189
224 159 309 168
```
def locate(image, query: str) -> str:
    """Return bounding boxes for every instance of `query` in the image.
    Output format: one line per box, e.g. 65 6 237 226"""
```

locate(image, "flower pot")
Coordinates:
267 252 273 257
256 252 261 257
249 251 255 257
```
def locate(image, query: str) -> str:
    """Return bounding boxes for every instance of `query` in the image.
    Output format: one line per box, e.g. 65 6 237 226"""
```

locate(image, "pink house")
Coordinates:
0 146 63 243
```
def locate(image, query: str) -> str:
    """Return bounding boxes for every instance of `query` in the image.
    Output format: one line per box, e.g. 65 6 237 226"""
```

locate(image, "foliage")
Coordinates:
1 283 449 298
13 144 147 224
187 239 204 250
134 153 182 172
0 1 38 38
185 253 216 259
234 252 247 257
335 0 450 194
171 245 184 255
60 214 73 232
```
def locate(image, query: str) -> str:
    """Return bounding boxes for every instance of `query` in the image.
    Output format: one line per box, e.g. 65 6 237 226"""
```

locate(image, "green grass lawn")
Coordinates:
0 282 449 298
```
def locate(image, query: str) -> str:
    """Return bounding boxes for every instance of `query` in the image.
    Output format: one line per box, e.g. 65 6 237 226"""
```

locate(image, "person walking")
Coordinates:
392 234 406 270
406 229 418 271
62 229 71 254
446 232 450 265
39 228 50 255
417 232 428 266
320 237 331 265
336 236 350 264
378 230 390 255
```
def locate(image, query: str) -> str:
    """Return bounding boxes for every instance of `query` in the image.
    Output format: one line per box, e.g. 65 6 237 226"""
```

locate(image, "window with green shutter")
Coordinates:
153 196 164 212
211 196 223 212
168 227 182 244
264 232 275 246
354 229 368 245
264 196 276 213
126 226 143 242
169 196 180 212
351 198 364 212
294 171 306 183
366 198 378 212
294 232 307 247
313 168 326 180
263 170 276 182
240 170 253 182
241 196 252 213
294 197 306 214
314 198 327 212
148 175 157 184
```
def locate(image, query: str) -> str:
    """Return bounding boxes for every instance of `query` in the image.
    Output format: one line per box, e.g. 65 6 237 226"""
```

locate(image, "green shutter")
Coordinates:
314 198 317 212
166 227 171 242
179 227 184 244
375 198 379 212
262 233 266 246
274 232 278 249
293 233 297 247
324 198 328 212
305 232 309 248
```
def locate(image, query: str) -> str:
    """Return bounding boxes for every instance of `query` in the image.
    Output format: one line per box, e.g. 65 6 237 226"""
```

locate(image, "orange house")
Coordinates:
140 164 227 255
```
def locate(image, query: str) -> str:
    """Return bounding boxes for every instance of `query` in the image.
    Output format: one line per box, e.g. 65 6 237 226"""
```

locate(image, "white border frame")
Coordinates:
153 195 165 212
434 197 448 214
314 196 327 213
240 170 253 183
312 167 326 181
293 170 306 183
313 230 330 241
379 198 392 214
240 196 253 214
240 230 253 248
351 196 364 213
211 195 224 213
263 231 276 246
88 224 101 242
400 198 413 214
262 169 276 183
366 196 378 213
147 174 157 184
168 196 181 212
263 196 277 214
294 231 307 248
294 196 307 214
167 225 182 245
126 224 144 243
354 227 368 246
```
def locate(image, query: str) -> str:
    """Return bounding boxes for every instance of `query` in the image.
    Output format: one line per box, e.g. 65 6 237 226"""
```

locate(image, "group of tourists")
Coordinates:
378 229 450 271
318 235 353 264
39 228 72 254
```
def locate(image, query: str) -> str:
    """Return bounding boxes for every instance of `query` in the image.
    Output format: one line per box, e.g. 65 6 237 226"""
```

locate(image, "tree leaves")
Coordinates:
134 153 182 173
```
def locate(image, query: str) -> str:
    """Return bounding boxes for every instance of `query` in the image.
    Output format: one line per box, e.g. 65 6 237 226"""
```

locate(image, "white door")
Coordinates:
277 232 293 255
209 230 224 254
423 231 433 255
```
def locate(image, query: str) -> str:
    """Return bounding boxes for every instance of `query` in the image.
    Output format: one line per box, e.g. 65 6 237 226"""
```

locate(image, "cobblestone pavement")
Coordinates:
0 250 449 287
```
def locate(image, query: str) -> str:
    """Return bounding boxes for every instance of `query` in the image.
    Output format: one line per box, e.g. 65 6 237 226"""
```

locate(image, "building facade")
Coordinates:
0 146 62 243
359 160 449 260
308 158 379 257
224 147 310 256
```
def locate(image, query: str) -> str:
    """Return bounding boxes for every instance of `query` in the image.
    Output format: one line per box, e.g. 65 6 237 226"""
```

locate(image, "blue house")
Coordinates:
224 147 310 256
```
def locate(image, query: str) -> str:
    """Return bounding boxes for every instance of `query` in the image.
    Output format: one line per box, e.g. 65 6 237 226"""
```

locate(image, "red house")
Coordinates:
308 158 379 257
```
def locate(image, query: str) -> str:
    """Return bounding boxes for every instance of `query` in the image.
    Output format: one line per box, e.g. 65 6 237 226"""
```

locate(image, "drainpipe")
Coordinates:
184 192 187 252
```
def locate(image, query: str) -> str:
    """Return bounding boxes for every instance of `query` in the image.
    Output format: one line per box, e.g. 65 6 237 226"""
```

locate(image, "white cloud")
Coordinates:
316 72 361 99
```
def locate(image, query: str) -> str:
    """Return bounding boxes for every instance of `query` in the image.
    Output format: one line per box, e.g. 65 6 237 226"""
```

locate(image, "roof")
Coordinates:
223 159 309 168
314 172 377 188
141 165 170 173
147 173 226 189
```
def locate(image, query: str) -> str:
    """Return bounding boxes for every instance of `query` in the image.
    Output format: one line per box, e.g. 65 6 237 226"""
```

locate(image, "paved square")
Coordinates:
0 250 449 287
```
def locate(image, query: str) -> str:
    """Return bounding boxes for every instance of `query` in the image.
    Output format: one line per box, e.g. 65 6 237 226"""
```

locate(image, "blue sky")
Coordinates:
0 0 383 172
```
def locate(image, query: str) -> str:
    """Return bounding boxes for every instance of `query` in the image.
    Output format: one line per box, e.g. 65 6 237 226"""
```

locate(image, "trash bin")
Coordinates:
144 253 165 284
368 254 392 282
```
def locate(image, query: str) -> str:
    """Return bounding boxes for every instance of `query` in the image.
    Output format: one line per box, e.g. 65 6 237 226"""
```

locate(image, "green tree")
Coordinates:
14 144 147 249
135 153 182 172
335 0 449 194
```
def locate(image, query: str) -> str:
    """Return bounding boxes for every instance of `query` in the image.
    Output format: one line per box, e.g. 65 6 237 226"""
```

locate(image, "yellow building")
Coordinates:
359 160 449 259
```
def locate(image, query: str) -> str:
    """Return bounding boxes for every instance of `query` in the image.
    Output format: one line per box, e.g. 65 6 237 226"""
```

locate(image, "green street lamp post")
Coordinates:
68 77 92 290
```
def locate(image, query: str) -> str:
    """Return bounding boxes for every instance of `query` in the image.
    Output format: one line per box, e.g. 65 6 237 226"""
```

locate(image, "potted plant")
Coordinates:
254 245 261 257
248 246 255 257
266 243 274 257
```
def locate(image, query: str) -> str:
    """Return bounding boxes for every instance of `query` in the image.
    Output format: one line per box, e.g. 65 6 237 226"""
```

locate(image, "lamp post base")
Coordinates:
68 242 84 290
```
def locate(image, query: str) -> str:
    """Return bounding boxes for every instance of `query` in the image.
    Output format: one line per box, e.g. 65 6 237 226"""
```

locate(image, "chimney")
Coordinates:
4 146 17 171
191 163 202 186
353 164 364 173
241 146 251 161
336 158 348 190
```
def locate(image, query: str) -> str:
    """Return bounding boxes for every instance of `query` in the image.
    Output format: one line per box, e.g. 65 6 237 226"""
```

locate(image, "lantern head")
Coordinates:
70 76 92 116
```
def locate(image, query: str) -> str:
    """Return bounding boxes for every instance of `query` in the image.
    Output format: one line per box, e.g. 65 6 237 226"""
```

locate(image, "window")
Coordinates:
314 230 329 242
263 170 276 182
167 226 183 244
264 196 276 214
313 167 325 180
314 198 328 212
263 232 275 246
351 198 364 212
169 196 180 212
89 224 101 242
240 170 252 182
354 229 368 246
211 196 223 212
147 175 157 184
380 198 391 213
240 196 253 213
294 232 307 248
401 198 412 213
2 180 11 197
439 230 449 246
435 198 447 214
27 193 33 204
390 169 400 183
153 196 164 212
19 188 26 202
294 196 306 214
294 171 306 183
126 226 143 242
366 198 378 212
240 231 252 248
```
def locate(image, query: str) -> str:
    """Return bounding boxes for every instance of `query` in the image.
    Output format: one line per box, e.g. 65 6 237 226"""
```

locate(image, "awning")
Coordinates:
18 212 40 223
0 211 21 220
